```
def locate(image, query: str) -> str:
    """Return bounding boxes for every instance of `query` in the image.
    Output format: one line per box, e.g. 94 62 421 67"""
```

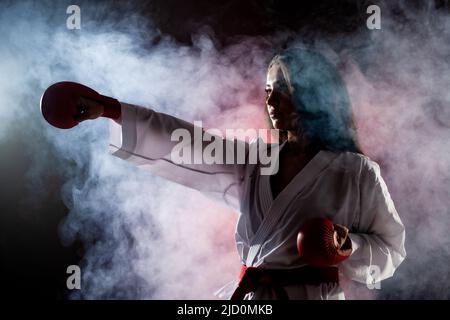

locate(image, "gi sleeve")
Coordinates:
108 102 248 209
340 157 406 285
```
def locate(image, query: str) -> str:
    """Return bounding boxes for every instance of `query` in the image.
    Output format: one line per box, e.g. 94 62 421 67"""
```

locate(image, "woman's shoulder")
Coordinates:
327 150 381 176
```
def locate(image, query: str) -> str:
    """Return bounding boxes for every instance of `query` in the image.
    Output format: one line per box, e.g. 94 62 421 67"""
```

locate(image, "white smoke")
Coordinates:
0 0 276 299
1 0 449 299
340 2 450 299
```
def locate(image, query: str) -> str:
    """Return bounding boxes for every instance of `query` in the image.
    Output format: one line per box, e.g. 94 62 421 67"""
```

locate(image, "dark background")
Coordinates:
1 0 449 299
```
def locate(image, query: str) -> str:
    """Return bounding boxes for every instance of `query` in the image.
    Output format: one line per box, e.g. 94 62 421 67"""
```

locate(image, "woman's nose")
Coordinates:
266 91 279 108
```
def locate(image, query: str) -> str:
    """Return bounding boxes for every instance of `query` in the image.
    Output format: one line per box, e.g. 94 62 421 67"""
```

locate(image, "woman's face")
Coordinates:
265 63 298 131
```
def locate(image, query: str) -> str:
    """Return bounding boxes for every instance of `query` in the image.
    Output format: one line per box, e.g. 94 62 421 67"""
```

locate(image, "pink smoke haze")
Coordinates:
1 1 449 299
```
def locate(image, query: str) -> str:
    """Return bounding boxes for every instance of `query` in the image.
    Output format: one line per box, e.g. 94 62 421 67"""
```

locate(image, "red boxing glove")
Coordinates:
297 217 352 267
40 81 121 129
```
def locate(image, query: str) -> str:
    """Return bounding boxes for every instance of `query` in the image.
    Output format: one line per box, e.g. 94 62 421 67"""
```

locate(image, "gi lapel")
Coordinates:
245 150 339 266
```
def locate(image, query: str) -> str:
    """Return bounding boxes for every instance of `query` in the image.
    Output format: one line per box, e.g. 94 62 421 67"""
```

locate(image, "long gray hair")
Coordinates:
269 47 363 154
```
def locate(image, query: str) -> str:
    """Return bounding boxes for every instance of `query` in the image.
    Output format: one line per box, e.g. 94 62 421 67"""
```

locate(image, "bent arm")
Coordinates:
109 102 248 208
340 159 406 284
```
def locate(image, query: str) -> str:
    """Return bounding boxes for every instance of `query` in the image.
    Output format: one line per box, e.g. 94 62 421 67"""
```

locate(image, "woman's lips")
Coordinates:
269 112 280 119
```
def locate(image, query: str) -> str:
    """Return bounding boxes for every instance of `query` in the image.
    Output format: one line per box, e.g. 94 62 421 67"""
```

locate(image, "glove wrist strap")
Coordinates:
99 94 121 119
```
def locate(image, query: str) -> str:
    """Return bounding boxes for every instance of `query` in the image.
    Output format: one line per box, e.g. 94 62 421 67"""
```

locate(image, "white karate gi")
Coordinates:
109 102 406 300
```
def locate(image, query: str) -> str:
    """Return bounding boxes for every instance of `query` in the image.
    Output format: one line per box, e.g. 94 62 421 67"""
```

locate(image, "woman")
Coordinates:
41 47 406 300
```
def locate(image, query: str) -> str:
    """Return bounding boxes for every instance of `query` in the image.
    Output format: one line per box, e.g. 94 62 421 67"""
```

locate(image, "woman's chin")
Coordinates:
272 120 287 130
